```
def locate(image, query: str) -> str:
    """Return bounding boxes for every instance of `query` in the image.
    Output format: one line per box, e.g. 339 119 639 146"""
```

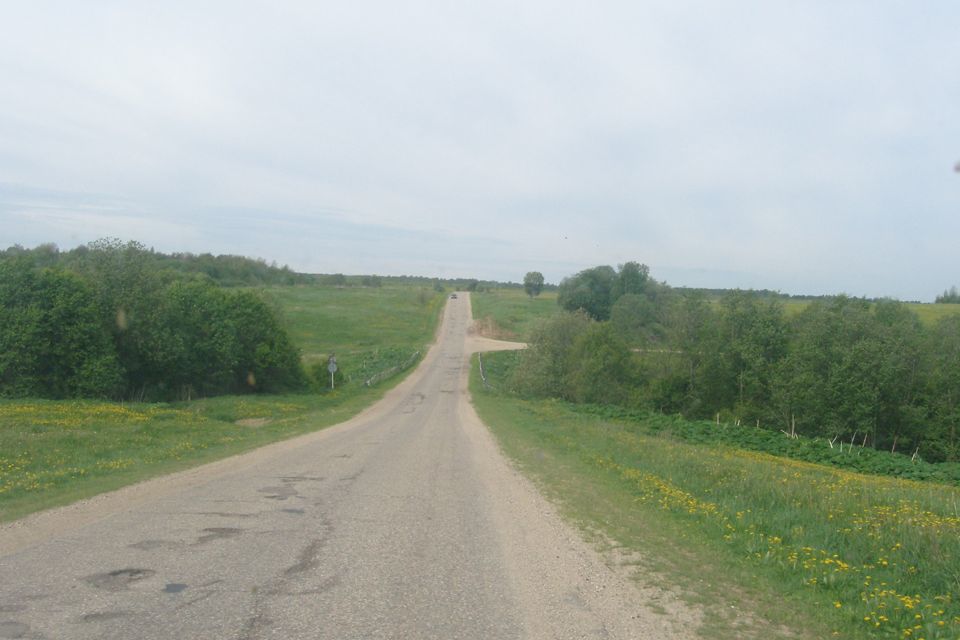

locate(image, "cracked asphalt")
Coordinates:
0 294 691 639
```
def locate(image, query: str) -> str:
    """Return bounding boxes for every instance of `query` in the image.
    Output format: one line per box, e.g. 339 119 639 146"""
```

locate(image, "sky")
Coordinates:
1 1 958 300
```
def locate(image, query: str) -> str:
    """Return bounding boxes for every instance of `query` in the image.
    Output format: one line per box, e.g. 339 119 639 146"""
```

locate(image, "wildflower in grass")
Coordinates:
568 417 960 639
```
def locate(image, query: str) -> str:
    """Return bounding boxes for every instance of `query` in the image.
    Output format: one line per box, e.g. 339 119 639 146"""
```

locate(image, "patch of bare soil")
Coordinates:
235 418 272 428
472 315 517 340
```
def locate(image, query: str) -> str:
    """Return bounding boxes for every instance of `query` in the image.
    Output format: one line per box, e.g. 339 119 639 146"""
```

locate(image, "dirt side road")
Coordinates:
0 293 695 639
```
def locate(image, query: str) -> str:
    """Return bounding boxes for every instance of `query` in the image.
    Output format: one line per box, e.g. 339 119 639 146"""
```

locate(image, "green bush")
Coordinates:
0 244 307 401
481 349 960 486
0 260 121 398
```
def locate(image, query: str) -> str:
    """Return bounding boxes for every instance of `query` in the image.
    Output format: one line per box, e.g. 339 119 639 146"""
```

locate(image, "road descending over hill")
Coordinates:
0 294 690 639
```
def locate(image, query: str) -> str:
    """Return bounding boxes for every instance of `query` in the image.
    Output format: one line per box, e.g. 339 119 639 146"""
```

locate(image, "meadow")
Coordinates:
760 299 960 325
0 283 444 522
473 351 960 640
906 302 960 326
469 287 559 340
262 283 442 365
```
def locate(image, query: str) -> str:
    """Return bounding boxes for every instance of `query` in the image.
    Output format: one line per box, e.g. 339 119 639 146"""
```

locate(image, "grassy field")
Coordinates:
472 354 960 639
262 284 442 365
907 302 960 325
469 287 559 340
766 299 960 325
0 283 444 522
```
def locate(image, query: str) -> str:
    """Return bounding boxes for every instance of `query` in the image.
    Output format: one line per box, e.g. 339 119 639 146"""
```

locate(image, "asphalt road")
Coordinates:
0 295 686 639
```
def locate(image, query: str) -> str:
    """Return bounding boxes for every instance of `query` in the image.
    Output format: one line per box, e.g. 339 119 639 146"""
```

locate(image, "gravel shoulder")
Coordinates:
460 292 700 638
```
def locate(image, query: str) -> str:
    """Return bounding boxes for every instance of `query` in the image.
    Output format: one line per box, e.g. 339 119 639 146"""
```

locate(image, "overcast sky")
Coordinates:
1 1 958 300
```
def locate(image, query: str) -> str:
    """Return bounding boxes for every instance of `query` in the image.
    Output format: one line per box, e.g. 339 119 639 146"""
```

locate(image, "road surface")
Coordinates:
0 294 691 639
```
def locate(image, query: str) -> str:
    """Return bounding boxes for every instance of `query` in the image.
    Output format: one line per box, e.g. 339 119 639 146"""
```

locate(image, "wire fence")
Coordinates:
363 350 422 387
478 353 492 389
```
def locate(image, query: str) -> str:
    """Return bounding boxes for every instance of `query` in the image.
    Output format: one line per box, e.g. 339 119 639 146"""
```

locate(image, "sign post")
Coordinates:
327 355 338 390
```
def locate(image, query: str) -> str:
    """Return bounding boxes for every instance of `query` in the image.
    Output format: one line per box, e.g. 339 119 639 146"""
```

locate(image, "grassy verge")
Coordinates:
469 287 559 340
472 351 960 640
0 283 444 522
557 402 960 486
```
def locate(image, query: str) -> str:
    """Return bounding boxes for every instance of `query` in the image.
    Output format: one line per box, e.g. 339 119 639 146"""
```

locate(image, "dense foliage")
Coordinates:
1 241 308 287
511 262 960 463
0 240 307 401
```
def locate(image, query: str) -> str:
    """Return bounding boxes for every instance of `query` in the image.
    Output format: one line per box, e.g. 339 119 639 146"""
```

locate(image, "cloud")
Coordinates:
1 1 959 299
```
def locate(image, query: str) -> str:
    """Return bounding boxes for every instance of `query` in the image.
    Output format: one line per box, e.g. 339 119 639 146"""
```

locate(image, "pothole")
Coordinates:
84 568 156 591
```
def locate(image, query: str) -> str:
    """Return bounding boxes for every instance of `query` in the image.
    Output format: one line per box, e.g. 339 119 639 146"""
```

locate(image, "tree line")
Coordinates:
510 262 960 462
0 239 307 401
1 241 309 287
936 286 960 304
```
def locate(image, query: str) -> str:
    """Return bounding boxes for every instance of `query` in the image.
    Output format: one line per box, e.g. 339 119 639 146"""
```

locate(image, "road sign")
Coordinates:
328 356 337 389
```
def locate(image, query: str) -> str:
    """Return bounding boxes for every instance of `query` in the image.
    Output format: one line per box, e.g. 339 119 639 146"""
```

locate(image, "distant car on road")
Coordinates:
450 293 458 299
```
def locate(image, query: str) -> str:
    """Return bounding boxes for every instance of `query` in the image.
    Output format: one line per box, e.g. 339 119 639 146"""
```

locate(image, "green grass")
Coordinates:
758 299 960 326
909 302 960 326
469 288 559 340
262 283 443 365
0 283 444 522
472 352 960 639
781 300 810 317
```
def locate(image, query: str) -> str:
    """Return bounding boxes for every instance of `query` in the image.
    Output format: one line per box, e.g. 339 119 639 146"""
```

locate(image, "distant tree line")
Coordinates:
510 262 960 462
1 241 309 287
936 286 960 304
312 273 558 292
0 239 307 401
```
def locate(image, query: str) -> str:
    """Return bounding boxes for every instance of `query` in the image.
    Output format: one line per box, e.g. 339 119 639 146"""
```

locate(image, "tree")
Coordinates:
0 259 121 398
523 271 545 298
225 291 308 393
923 315 960 461
612 261 650 299
870 299 925 452
5 240 310 401
565 323 637 405
146 280 239 399
557 266 617 320
610 293 661 345
699 290 787 422
770 296 924 449
557 262 655 320
66 239 169 398
647 291 715 415
511 310 593 399
935 286 960 303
